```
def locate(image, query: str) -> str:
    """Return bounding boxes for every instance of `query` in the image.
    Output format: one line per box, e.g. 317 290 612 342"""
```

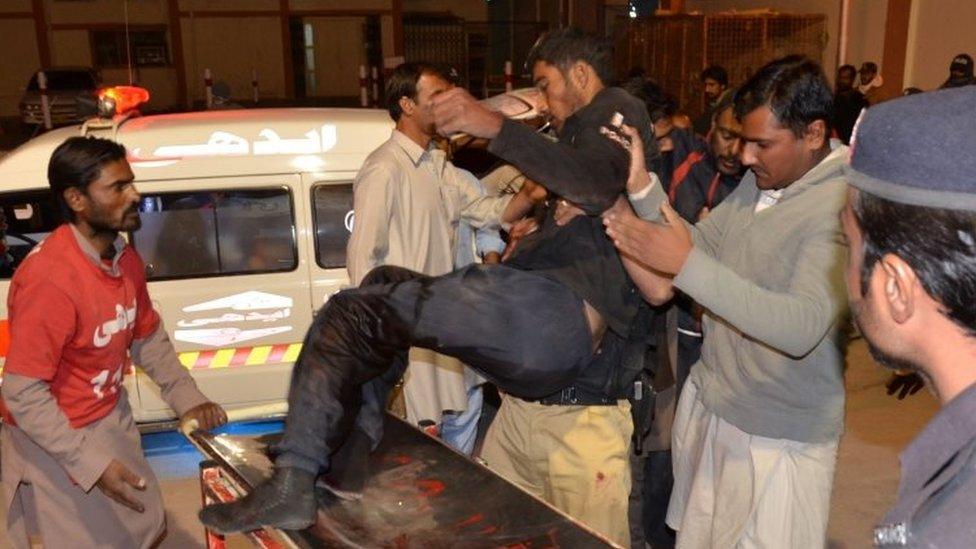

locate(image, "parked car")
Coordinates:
19 67 101 127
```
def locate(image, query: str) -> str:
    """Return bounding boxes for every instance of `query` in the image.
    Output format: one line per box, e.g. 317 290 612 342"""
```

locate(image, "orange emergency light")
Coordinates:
97 85 150 117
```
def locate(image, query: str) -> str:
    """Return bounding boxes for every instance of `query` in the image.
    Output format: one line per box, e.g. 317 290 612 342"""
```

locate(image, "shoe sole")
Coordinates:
204 517 315 536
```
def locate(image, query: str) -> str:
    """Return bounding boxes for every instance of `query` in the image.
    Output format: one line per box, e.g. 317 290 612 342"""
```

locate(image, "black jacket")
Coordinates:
488 86 659 336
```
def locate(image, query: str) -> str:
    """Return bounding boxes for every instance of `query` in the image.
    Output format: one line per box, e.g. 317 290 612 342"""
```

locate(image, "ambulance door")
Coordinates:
302 173 355 314
129 175 312 423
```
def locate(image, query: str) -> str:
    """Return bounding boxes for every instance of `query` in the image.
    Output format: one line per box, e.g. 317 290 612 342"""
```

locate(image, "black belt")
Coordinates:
528 386 617 406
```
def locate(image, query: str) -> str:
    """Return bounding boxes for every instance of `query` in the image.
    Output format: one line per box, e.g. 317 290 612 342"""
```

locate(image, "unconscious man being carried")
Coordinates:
199 28 661 535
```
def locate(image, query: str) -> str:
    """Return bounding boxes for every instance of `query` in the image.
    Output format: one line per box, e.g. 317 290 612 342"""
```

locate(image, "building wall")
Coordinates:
47 0 167 24
180 15 285 104
403 0 488 21
303 17 368 97
0 17 40 117
50 31 91 67
846 0 888 71
181 0 278 11
0 0 404 118
290 0 391 10
904 0 976 90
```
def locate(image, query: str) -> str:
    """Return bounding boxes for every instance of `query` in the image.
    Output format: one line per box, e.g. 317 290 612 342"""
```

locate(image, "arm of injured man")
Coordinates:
488 119 631 215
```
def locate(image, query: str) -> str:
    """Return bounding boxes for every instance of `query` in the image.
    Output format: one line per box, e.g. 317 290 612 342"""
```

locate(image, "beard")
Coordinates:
864 337 918 373
87 202 142 235
852 300 920 373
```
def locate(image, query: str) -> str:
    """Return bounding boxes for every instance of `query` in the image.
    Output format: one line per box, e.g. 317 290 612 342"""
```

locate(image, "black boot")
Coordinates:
320 428 373 500
199 467 316 534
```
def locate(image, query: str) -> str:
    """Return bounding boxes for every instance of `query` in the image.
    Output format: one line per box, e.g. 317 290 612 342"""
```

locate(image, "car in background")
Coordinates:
19 67 101 127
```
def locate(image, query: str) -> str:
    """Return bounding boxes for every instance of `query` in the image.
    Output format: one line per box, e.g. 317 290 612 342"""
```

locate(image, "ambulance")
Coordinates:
0 85 544 428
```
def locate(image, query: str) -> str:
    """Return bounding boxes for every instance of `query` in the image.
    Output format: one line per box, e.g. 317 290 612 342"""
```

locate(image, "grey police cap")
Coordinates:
843 86 976 211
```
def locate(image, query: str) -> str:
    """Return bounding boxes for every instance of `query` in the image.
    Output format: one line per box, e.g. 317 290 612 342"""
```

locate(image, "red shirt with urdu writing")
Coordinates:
0 224 159 428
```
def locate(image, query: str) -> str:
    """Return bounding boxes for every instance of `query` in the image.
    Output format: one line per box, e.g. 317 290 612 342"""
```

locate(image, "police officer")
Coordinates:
842 87 976 547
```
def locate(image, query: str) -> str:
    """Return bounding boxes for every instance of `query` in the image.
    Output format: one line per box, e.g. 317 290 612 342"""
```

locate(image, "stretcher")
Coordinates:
183 410 617 548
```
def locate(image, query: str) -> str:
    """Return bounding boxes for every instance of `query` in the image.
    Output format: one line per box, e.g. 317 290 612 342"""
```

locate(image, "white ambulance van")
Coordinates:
0 86 544 428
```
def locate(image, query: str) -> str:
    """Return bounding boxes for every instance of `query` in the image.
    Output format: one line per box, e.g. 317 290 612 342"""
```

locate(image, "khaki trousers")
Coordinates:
1 400 166 549
479 394 633 547
667 379 839 549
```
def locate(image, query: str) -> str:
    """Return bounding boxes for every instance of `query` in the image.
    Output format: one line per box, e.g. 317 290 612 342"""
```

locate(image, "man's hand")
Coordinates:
181 402 228 432
96 459 147 512
554 199 585 226
603 199 693 275
520 178 548 203
601 124 653 195
501 217 539 261
431 88 504 139
886 372 924 400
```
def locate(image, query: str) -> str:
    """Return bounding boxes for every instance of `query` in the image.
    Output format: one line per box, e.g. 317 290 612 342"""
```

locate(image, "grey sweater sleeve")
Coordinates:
488 119 629 214
673 221 847 358
629 177 668 221
629 176 728 257
131 322 209 417
1 374 113 491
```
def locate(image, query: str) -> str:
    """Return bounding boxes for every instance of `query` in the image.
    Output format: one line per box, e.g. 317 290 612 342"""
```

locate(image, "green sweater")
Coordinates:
633 144 850 443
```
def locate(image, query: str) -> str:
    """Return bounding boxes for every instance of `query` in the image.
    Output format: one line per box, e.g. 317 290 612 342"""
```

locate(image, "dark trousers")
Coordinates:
275 264 594 474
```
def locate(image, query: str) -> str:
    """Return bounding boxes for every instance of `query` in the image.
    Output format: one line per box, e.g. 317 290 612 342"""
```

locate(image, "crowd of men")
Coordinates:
2 25 976 549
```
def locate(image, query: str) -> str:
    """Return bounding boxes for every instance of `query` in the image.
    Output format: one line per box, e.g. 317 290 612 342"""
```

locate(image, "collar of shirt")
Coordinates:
69 223 126 276
391 129 447 174
899 381 976 493
754 188 784 213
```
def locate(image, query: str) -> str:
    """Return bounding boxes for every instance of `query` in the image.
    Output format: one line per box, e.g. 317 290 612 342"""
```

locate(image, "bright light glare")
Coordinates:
290 155 325 171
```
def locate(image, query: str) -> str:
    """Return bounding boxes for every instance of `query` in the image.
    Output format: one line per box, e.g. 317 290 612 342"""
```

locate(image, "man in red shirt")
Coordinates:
0 136 226 548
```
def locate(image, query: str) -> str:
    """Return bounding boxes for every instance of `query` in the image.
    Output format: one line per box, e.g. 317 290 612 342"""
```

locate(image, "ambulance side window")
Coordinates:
311 183 353 269
132 187 297 280
0 191 64 279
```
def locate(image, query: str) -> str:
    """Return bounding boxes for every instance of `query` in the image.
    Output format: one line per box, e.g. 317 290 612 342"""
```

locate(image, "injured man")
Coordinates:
200 31 658 534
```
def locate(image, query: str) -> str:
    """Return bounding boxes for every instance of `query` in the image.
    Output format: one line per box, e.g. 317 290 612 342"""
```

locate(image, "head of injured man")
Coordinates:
842 87 976 398
526 27 613 130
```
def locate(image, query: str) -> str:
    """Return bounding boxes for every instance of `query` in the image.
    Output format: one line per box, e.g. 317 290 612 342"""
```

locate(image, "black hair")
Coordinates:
860 62 878 74
525 27 614 86
623 79 676 123
733 55 833 138
48 136 127 221
701 65 729 87
627 66 647 79
384 62 451 122
853 191 976 336
837 64 857 78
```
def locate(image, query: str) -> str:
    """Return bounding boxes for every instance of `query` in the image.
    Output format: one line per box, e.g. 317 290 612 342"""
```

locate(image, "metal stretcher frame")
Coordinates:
186 414 617 548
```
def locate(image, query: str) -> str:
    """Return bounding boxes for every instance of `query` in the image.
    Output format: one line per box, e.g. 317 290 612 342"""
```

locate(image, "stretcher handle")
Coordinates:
179 402 289 436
